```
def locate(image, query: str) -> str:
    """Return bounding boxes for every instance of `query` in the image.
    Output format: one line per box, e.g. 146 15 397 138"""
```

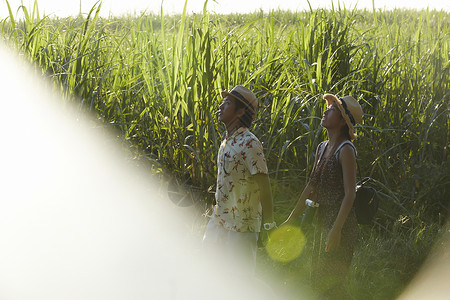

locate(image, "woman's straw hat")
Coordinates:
323 93 363 140
221 85 258 119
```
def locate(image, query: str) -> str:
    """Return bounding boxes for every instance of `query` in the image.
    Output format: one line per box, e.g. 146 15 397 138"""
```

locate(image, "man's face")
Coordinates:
218 96 238 125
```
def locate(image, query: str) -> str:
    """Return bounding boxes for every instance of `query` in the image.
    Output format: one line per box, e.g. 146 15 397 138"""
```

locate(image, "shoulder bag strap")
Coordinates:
335 141 364 182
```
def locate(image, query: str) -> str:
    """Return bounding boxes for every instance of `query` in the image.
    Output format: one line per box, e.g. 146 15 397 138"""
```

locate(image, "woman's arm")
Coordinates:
325 144 357 252
283 182 314 224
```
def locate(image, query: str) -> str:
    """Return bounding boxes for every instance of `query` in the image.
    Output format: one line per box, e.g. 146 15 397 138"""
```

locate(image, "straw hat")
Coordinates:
221 85 258 119
323 93 363 140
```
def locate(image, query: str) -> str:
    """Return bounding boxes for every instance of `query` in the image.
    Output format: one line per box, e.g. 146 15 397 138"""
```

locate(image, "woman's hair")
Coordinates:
337 107 352 140
341 123 352 140
233 98 254 128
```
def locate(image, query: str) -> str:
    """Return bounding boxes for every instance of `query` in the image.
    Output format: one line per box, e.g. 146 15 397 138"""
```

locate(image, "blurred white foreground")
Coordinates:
0 44 277 300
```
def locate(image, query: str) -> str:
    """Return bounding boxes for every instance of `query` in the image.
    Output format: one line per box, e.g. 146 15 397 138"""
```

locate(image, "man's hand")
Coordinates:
258 227 275 247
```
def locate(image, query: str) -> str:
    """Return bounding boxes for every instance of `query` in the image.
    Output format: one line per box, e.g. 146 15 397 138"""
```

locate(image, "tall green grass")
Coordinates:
1 1 449 298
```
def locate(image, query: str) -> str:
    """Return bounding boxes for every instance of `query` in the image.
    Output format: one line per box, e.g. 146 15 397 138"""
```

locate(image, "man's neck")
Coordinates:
225 121 244 139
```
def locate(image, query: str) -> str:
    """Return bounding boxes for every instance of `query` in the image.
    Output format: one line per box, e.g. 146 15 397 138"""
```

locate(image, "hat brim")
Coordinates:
323 94 357 140
221 91 230 99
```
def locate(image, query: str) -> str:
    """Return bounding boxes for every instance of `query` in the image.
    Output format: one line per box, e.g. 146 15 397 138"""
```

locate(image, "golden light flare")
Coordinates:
265 225 306 263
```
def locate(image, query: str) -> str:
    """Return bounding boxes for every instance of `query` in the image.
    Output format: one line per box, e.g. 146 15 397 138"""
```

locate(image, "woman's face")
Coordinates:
321 103 345 129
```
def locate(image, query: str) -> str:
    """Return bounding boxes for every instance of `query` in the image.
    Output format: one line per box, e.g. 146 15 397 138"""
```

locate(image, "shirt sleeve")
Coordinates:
243 136 268 175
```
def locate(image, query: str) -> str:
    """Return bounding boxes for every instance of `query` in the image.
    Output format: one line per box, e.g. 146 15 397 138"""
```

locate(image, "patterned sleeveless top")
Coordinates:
309 140 359 248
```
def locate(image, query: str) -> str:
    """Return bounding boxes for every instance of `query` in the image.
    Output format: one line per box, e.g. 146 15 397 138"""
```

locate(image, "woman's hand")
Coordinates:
325 226 342 252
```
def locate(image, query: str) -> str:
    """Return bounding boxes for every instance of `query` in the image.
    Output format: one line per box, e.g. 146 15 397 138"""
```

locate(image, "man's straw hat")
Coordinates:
221 85 258 119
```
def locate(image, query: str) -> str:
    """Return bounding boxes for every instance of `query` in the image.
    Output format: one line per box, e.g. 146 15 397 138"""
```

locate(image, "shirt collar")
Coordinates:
226 126 247 140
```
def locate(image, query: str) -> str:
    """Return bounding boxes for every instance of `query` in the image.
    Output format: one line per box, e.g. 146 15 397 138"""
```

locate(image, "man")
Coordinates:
203 85 276 274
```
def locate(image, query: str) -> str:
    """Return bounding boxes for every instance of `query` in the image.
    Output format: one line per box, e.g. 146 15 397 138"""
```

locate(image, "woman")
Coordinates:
283 93 363 299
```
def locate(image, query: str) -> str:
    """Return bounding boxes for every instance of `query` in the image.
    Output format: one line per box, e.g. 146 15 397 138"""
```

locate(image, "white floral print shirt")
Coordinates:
213 127 268 232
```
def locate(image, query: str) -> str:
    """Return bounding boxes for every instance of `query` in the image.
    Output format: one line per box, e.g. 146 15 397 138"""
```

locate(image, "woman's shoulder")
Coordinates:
336 141 357 162
337 140 356 153
315 140 328 158
317 140 328 151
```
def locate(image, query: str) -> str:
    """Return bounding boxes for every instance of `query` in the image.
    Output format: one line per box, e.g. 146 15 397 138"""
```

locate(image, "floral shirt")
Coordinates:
213 127 268 233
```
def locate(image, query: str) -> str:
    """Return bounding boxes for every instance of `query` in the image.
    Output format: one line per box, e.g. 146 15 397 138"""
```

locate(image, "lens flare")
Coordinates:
265 225 306 263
